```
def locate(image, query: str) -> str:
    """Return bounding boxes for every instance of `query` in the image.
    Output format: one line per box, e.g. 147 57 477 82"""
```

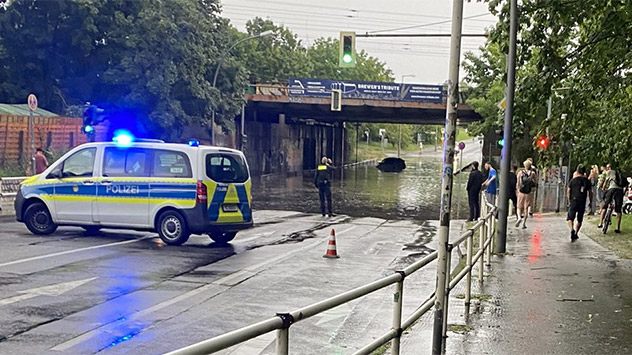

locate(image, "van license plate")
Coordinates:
222 204 239 212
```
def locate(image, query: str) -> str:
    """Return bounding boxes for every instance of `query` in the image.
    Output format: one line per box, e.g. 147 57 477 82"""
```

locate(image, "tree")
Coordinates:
0 0 243 140
465 0 632 169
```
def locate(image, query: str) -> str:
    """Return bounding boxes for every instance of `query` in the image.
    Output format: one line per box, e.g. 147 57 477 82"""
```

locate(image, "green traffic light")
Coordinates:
497 138 504 147
342 54 353 64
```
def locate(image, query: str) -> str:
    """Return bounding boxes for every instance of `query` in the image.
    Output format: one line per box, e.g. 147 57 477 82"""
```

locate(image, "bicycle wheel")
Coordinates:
602 207 613 234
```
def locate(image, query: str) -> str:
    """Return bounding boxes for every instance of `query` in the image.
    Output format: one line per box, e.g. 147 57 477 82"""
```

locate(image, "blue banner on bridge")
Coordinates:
288 78 443 103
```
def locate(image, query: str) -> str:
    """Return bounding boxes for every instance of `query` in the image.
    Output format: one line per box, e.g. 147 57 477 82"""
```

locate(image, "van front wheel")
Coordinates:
157 211 190 245
208 232 237 244
24 202 57 235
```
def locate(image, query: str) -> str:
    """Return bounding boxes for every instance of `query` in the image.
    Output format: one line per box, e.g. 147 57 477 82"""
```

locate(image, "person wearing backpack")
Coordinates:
599 166 629 233
515 160 536 229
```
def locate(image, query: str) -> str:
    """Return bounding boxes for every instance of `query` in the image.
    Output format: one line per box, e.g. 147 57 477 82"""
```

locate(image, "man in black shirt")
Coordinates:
567 165 593 241
314 157 335 217
466 161 485 221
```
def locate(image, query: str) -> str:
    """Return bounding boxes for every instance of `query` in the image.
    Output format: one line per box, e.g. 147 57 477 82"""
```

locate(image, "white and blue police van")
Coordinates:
15 135 253 245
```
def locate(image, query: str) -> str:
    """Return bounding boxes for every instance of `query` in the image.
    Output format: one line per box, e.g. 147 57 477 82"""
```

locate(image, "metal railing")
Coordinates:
0 176 26 198
166 203 498 355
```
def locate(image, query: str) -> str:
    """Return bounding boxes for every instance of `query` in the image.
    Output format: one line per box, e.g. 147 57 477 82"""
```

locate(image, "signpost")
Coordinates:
27 94 38 175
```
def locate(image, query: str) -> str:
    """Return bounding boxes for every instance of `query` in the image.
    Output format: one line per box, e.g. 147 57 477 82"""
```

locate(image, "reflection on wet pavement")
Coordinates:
251 152 470 221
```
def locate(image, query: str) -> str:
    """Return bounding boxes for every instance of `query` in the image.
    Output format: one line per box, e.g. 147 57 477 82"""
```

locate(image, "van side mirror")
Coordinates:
49 169 62 179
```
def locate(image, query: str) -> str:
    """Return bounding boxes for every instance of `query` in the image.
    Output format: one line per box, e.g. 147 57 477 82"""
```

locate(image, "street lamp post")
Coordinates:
210 30 274 145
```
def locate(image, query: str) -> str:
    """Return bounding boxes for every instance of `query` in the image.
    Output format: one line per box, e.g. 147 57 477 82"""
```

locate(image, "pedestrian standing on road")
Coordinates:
482 161 498 206
599 166 628 233
34 148 48 175
587 165 599 214
509 165 518 219
314 157 335 217
567 165 593 241
466 161 485 221
527 157 538 217
515 160 537 229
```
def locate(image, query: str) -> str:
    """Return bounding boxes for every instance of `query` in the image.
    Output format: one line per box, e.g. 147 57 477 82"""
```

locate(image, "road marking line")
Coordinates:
0 236 155 269
51 283 227 351
51 225 358 351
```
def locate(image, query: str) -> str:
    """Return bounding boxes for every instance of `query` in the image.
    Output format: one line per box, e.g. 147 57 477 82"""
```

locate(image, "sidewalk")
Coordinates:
446 214 632 354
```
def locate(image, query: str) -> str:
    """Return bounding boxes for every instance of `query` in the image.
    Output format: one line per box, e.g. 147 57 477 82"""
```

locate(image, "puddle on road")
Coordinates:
251 153 470 222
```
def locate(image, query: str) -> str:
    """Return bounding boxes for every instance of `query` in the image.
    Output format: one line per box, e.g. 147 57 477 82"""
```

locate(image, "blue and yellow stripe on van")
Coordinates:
204 180 252 224
20 177 252 224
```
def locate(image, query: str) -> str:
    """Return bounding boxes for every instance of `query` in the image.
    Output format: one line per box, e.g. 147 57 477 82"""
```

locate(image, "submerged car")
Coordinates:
376 157 406 172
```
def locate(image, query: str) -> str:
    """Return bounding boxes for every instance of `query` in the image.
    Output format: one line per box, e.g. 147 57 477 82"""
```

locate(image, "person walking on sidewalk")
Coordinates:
466 161 485 221
509 165 518 219
567 165 593 241
314 157 335 217
515 160 537 229
34 148 49 174
483 161 498 206
588 165 599 214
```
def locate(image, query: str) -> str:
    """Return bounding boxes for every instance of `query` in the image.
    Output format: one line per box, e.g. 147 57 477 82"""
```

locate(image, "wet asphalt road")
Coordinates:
0 211 456 354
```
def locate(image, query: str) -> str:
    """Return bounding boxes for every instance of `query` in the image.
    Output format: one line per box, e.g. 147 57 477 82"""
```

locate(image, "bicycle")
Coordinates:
601 200 615 234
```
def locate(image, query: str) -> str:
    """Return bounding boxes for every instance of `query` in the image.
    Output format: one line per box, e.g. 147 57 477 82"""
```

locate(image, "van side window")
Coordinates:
103 148 149 177
152 150 192 178
206 154 249 183
61 148 96 178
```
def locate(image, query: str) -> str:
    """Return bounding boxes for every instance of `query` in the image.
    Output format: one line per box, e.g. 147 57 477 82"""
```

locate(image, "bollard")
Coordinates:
390 276 405 355
486 213 493 266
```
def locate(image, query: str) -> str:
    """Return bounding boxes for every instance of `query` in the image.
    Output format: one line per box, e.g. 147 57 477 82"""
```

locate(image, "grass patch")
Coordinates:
371 343 391 355
448 324 473 334
585 214 632 259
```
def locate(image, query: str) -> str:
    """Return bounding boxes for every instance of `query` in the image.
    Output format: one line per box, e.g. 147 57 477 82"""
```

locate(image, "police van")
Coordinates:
14 137 253 245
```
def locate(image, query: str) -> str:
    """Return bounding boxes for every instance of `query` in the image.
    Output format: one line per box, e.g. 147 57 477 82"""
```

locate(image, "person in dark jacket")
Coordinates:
314 157 335 217
466 161 485 221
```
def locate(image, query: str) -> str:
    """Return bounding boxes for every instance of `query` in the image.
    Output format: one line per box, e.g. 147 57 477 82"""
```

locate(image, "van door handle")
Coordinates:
83 180 95 185
101 180 112 185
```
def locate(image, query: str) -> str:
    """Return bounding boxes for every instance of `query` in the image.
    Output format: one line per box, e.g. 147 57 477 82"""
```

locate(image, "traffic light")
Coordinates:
82 104 105 136
537 136 550 150
497 138 504 147
339 32 356 68
331 89 342 111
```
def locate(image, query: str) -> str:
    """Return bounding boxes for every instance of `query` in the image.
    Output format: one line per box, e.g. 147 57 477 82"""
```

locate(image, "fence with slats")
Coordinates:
0 115 89 166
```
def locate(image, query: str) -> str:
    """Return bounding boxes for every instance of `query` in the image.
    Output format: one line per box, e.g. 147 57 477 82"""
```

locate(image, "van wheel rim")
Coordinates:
31 210 50 230
162 216 181 240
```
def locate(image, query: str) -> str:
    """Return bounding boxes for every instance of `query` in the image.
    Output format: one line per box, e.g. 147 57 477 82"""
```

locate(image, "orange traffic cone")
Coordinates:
323 229 340 258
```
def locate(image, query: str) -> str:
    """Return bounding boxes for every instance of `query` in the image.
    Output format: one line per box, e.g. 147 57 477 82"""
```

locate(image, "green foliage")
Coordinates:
466 0 632 170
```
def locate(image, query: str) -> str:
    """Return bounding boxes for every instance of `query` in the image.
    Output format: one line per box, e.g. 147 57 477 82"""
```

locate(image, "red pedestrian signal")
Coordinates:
537 136 550 149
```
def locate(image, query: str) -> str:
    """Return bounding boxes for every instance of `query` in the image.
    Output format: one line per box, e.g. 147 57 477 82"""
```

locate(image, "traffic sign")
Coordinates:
27 94 38 112
497 97 507 110
458 141 465 150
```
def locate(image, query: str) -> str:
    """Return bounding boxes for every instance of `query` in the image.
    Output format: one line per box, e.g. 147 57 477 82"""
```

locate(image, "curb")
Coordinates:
0 214 16 223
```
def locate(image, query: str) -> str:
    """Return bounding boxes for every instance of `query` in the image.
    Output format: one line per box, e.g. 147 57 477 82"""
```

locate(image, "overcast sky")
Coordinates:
220 0 497 84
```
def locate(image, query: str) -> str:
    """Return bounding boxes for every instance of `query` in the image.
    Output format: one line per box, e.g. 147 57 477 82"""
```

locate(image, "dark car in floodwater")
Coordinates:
376 157 406 172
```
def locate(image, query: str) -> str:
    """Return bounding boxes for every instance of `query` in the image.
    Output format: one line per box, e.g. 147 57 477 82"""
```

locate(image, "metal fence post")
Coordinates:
276 313 293 355
390 274 405 355
464 233 473 316
442 244 453 340
486 211 493 266
478 220 485 284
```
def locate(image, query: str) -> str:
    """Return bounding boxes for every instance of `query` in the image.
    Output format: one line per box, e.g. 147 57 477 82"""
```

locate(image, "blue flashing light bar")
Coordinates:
188 139 200 147
112 130 134 148
83 125 94 134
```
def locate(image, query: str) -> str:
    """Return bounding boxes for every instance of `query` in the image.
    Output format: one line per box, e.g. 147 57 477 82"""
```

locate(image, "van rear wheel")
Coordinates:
24 202 57 235
157 210 190 245
208 232 237 244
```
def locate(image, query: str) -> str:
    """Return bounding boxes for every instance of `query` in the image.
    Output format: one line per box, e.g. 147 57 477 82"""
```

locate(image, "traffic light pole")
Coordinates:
496 0 519 254
431 0 463 353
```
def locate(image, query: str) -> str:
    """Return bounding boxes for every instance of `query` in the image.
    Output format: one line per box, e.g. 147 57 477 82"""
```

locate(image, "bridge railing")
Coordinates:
166 203 498 355
0 176 26 198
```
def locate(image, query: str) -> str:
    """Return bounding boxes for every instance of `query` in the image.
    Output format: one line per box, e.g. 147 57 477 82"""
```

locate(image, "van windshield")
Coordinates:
205 153 249 183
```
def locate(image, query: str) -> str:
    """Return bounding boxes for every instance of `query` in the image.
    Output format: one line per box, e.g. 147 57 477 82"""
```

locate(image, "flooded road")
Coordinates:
251 148 475 221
